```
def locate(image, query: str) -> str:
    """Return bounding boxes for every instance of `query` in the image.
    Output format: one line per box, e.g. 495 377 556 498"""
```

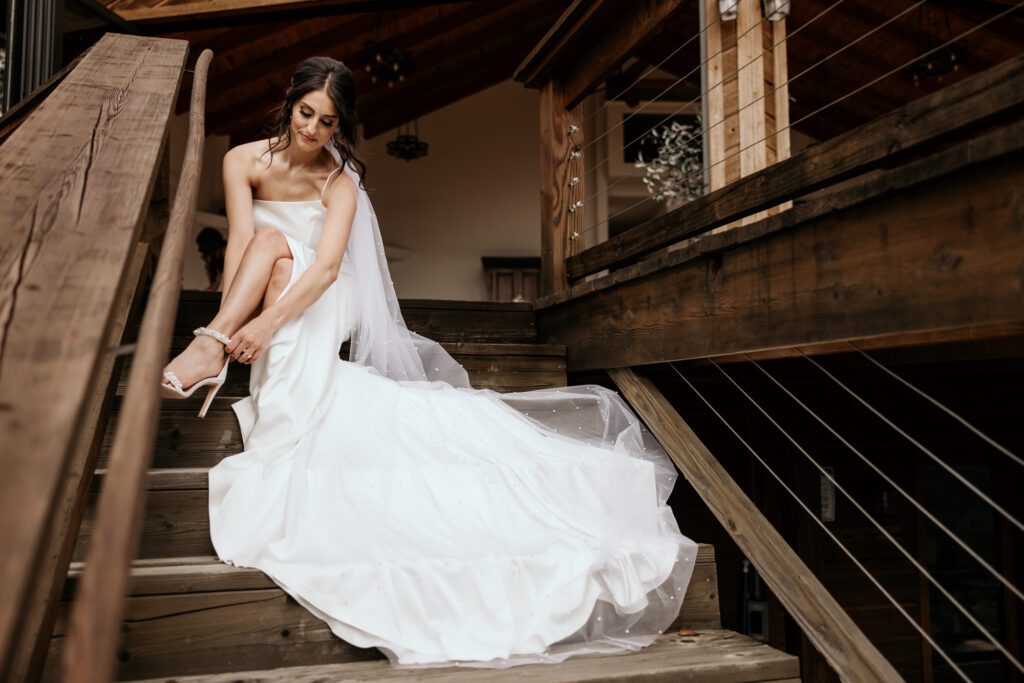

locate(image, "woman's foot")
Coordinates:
161 334 229 391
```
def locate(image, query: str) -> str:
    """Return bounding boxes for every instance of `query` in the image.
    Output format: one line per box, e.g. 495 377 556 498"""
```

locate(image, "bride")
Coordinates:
159 56 699 670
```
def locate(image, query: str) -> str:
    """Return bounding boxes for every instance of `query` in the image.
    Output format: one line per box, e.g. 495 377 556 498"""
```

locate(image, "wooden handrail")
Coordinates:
0 33 188 683
61 48 213 683
566 51 1024 281
609 367 903 683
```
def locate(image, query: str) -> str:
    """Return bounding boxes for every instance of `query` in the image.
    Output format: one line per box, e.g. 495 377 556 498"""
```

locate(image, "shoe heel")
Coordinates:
198 382 221 419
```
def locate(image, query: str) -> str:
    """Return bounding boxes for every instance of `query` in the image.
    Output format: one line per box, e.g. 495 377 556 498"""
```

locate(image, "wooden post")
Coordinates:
538 77 583 297
702 0 791 219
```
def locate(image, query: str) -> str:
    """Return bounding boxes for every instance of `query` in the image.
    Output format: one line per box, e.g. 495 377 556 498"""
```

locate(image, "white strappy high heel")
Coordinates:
159 326 232 419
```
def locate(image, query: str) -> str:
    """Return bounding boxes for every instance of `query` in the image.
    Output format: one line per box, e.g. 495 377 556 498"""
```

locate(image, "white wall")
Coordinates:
172 79 541 300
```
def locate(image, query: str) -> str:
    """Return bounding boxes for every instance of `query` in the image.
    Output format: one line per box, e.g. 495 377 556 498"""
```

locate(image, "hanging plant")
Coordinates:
634 116 703 210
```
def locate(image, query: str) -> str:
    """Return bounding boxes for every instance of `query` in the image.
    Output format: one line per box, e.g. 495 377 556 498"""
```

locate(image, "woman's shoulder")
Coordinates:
225 139 273 169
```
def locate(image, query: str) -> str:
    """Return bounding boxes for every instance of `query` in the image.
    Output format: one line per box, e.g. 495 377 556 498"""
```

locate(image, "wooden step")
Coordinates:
127 630 798 682
99 342 567 470
127 341 567 398
176 291 539 343
49 548 724 681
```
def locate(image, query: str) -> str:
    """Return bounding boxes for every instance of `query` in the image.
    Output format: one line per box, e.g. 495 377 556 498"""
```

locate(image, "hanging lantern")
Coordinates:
355 39 411 89
386 119 428 161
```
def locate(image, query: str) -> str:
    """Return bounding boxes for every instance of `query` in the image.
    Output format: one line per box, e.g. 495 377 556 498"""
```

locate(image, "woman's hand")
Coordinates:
225 314 277 364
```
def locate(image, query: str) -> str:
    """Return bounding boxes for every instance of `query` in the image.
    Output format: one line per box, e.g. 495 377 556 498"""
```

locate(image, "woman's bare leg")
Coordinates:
161 229 292 390
261 256 294 312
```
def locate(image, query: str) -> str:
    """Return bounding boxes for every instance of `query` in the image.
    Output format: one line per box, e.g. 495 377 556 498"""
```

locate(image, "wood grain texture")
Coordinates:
120 630 797 682
179 293 539 343
539 141 1024 370
539 78 581 297
60 46 205 683
0 32 187 682
608 367 901 682
539 118 1024 309
49 547 725 680
567 50 1024 279
561 0 685 110
8 244 154 683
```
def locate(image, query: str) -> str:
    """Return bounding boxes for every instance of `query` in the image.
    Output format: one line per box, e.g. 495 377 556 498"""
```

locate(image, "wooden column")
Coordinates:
703 0 790 216
539 78 584 297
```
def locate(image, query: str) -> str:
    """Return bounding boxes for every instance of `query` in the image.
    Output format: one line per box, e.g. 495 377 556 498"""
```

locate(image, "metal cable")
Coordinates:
848 340 1022 468
746 352 1023 603
797 348 1024 535
576 1 1022 244
668 361 971 682
707 357 1023 674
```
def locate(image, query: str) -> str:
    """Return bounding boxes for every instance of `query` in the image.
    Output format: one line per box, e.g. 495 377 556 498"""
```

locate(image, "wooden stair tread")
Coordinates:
174 294 540 344
52 549 725 681
60 549 718 624
128 629 798 682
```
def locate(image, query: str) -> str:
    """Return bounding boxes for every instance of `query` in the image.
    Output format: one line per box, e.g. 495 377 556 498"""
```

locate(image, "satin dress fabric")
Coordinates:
208 198 699 668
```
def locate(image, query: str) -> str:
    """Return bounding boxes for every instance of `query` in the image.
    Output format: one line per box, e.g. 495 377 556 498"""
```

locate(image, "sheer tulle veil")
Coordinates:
325 140 698 668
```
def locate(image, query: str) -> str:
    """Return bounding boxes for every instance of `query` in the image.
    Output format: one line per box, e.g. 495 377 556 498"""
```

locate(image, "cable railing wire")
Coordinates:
580 0 804 153
576 0 722 130
667 361 972 683
581 0 850 178
848 340 1022 468
797 347 1024 536
705 357 1024 675
578 0 926 240
575 1 1022 245
745 352 1023 604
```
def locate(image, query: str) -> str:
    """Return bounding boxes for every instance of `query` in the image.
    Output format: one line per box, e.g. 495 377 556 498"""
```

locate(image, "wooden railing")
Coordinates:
61 46 212 683
562 50 1024 284
0 33 201 682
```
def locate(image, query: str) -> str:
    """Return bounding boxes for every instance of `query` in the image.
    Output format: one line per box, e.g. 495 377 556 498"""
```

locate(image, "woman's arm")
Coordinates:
259 171 358 331
220 146 256 303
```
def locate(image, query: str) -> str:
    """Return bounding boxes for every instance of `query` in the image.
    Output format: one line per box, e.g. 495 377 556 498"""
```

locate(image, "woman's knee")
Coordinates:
271 256 293 286
249 228 289 257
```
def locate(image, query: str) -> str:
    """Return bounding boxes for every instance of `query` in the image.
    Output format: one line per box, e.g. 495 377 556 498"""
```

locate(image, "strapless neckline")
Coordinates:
253 198 325 207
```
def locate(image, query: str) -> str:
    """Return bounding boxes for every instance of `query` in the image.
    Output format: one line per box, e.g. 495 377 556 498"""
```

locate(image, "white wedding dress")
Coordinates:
208 160 699 670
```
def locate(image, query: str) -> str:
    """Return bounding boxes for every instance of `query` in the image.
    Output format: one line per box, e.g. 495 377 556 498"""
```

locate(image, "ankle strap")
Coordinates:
194 326 232 345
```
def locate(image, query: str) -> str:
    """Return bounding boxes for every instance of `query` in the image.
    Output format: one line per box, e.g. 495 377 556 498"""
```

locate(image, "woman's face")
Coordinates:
291 88 339 149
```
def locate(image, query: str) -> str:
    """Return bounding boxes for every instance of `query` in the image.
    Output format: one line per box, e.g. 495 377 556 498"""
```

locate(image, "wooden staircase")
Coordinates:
44 293 798 682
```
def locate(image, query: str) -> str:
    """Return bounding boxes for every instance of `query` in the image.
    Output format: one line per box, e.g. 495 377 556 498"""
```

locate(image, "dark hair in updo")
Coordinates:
262 56 368 190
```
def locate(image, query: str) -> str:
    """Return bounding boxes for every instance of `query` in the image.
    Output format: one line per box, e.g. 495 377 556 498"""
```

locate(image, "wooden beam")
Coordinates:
513 0 605 88
608 367 902 682
108 0 479 25
0 33 188 682
539 78 583 297
566 50 1024 280
538 126 1024 370
560 0 687 110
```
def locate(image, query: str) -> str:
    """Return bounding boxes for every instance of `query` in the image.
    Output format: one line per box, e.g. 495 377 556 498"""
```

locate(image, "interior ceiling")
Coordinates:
100 0 1023 145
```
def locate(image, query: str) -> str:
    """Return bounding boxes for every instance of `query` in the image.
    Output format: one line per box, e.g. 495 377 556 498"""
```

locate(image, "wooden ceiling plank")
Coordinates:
203 3 496 132
561 0 690 110
213 0 560 139
513 0 606 88
363 10 561 138
107 0 475 24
